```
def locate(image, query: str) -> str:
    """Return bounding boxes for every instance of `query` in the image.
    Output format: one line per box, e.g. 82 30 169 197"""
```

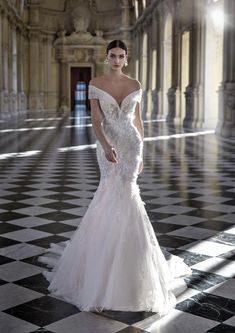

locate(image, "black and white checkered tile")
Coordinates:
0 112 234 333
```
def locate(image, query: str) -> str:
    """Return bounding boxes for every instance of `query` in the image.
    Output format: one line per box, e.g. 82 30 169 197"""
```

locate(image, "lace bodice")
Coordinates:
88 84 142 109
88 84 143 182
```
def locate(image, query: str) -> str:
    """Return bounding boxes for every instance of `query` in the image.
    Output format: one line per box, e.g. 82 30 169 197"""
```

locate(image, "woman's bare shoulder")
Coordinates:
89 76 106 86
125 76 141 90
90 75 141 90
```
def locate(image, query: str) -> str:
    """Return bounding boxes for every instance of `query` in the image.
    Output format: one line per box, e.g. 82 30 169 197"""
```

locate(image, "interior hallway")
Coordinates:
0 113 234 332
0 0 235 332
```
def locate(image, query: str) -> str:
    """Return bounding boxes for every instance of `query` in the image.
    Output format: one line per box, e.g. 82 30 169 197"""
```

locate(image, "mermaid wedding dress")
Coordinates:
39 84 192 316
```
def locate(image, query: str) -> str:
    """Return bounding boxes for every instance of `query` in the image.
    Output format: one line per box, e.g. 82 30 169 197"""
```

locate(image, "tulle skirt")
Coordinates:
38 176 192 316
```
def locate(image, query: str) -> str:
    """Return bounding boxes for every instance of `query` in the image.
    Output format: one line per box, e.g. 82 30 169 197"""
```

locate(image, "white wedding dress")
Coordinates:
39 84 192 316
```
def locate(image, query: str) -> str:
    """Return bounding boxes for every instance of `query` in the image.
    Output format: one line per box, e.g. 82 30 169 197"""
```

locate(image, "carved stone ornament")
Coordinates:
4 91 9 108
151 89 158 104
93 30 106 44
185 86 194 106
54 3 95 46
73 16 88 34
226 92 235 111
71 5 91 37
167 87 176 106
75 49 85 61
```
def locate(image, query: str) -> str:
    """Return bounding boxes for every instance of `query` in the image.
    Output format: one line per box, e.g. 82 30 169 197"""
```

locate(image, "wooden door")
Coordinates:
70 67 91 110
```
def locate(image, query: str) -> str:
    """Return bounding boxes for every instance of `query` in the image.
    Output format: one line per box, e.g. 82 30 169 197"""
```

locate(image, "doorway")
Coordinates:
70 67 91 111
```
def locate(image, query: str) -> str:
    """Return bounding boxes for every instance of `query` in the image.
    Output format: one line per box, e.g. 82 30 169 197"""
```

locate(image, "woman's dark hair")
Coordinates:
106 40 128 55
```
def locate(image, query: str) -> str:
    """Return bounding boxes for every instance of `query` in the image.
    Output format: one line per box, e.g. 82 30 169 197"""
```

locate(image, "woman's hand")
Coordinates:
138 160 143 174
104 145 118 163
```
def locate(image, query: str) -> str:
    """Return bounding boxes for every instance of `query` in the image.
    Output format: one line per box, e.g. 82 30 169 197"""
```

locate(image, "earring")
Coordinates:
124 60 128 67
104 58 109 64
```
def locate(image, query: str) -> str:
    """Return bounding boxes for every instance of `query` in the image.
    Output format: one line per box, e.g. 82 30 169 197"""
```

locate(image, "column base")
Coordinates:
9 90 18 117
166 87 181 124
151 89 158 119
26 109 64 119
0 90 10 120
216 82 235 137
183 86 194 129
151 89 164 120
183 85 204 129
28 92 44 111
58 103 70 113
45 92 58 110
18 91 27 116
216 120 234 137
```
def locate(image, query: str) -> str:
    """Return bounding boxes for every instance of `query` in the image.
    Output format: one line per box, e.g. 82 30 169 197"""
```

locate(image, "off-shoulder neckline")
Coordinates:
89 84 142 109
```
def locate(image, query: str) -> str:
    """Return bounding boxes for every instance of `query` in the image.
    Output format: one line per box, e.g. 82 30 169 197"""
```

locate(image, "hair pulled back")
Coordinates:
106 40 128 55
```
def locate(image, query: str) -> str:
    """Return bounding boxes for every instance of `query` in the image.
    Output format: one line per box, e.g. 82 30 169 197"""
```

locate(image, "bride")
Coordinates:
39 39 192 316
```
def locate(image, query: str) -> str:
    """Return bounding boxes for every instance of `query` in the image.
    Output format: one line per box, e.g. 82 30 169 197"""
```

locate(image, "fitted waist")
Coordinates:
103 120 141 141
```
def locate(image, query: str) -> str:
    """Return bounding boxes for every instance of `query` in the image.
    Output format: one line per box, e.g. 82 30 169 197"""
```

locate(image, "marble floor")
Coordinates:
0 110 235 333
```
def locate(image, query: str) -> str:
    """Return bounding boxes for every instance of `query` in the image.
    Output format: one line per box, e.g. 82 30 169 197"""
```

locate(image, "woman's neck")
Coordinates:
106 69 125 81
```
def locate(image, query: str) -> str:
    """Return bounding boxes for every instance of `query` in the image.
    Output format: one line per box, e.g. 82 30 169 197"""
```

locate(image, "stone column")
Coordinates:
93 45 105 77
2 10 9 119
166 3 181 124
137 30 141 81
216 0 235 137
142 24 150 120
155 1 169 119
39 35 46 112
58 60 69 113
0 6 4 119
16 28 21 113
138 29 144 86
183 0 205 129
10 23 18 117
45 34 54 112
133 29 140 80
23 35 29 111
146 17 153 119
139 29 148 119
135 30 147 119
28 31 40 111
138 0 143 17
151 9 160 119
8 18 14 117
28 1 41 112
157 12 164 119
17 29 26 115
120 0 130 40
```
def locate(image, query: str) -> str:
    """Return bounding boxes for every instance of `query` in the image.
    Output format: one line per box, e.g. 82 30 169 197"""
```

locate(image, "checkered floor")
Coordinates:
0 111 234 333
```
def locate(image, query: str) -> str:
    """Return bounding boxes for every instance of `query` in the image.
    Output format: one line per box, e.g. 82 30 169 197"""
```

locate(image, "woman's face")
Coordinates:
106 47 127 70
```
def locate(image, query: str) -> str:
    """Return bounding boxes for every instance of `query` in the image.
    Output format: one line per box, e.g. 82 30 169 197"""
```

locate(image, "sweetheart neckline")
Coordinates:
89 84 142 109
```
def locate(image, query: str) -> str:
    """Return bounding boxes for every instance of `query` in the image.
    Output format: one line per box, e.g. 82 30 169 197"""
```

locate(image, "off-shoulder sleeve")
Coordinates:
88 85 100 100
136 89 143 103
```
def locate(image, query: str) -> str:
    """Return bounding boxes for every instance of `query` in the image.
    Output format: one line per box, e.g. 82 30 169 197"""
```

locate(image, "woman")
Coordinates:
39 40 192 316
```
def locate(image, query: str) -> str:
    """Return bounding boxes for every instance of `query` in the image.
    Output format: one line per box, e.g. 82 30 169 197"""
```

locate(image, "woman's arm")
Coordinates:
90 98 118 163
133 101 144 141
133 99 144 174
